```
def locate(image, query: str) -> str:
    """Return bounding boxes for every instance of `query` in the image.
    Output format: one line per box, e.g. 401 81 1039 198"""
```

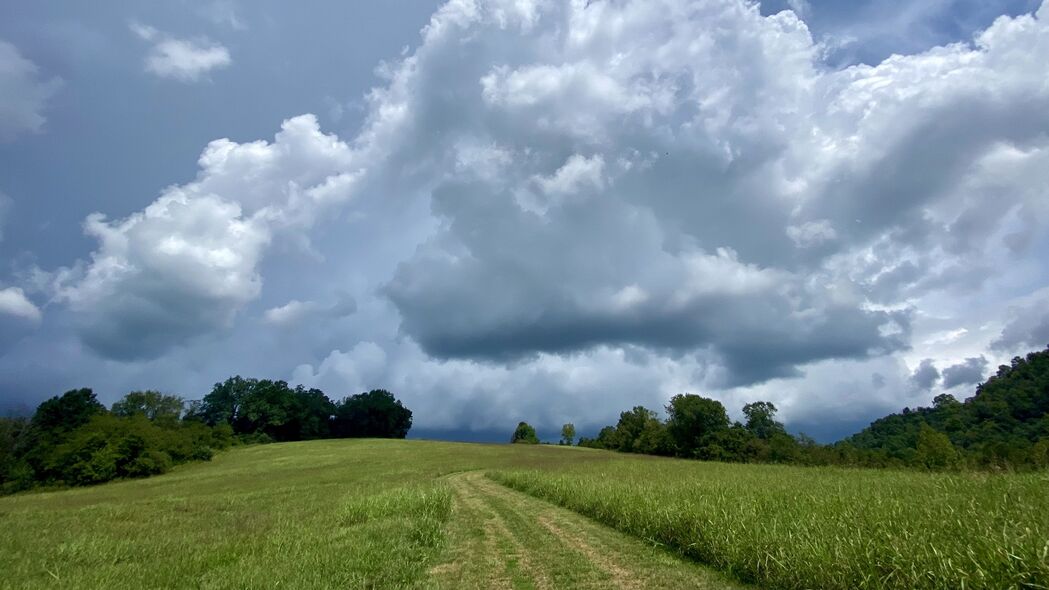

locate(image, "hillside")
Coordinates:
846 347 1049 466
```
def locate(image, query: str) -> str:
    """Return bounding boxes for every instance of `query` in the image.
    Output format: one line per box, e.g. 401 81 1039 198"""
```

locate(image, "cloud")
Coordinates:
992 287 1049 352
0 39 60 141
59 115 358 360
909 358 940 390
368 0 1049 386
131 23 231 82
941 356 989 389
0 287 42 355
787 220 838 248
30 0 1049 437
262 294 357 327
0 287 41 322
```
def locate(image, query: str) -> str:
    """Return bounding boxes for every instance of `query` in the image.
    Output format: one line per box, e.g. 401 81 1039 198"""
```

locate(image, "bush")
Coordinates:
21 412 230 489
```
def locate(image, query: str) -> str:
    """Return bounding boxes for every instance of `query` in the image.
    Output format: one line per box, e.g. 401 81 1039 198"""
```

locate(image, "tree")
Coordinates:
237 379 299 439
0 417 32 492
915 423 959 470
665 394 730 458
288 386 336 440
511 422 539 444
194 376 254 427
193 378 338 442
111 391 184 423
634 417 673 456
846 346 1049 469
31 389 105 435
332 390 412 439
742 401 785 440
560 423 576 446
612 406 661 453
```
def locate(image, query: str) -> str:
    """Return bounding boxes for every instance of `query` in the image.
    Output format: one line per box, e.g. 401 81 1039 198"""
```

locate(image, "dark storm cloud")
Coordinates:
941 356 989 389
992 289 1049 353
909 359 940 391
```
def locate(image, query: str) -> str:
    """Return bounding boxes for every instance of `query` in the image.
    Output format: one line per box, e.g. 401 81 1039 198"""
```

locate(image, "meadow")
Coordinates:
1 439 1047 589
493 457 1049 589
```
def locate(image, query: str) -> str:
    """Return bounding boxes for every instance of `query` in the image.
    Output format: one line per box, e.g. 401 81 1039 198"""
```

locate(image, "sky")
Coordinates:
1 0 1047 442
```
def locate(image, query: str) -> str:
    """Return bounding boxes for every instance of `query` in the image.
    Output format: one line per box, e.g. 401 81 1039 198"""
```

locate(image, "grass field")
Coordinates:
493 457 1049 590
0 440 740 589
1 440 1047 589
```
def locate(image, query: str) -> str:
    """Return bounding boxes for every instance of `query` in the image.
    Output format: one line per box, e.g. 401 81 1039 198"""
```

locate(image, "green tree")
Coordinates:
0 417 32 492
665 394 730 458
288 386 336 440
511 421 539 444
194 376 254 427
742 401 785 440
111 391 184 423
612 406 661 453
915 423 959 470
31 388 106 435
332 389 412 439
634 417 673 456
560 423 576 446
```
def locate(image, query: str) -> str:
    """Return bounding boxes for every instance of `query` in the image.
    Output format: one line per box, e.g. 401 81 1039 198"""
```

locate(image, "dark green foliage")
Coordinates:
914 424 959 470
31 388 105 435
332 389 412 439
194 377 340 441
2 407 227 492
511 421 539 444
0 417 33 492
43 414 226 486
559 423 575 446
4 378 415 494
292 386 337 440
577 347 1049 471
665 394 730 458
846 347 1049 469
603 406 673 455
742 401 785 440
111 390 184 423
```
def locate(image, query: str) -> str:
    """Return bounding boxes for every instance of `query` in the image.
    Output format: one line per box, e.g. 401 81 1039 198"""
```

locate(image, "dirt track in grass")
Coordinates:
428 472 747 590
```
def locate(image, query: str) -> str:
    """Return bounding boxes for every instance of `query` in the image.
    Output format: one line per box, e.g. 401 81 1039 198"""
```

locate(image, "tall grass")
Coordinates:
337 484 453 587
491 457 1049 590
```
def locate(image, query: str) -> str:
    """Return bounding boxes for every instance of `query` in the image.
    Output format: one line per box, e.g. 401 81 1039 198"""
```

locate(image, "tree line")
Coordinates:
513 347 1049 471
0 378 413 494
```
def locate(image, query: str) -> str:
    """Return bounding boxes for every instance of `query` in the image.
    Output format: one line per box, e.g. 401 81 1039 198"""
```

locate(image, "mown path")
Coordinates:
428 472 747 589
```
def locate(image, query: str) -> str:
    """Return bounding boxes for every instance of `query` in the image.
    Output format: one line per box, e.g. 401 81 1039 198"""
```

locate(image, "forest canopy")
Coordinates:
1 381 414 494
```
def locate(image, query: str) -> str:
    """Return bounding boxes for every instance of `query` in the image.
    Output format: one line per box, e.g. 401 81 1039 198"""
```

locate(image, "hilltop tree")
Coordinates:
560 423 576 446
289 386 336 440
332 389 412 439
511 422 539 444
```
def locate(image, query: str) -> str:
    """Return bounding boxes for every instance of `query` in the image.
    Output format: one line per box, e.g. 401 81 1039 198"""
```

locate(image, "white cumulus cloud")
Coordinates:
0 287 41 322
131 23 232 82
60 115 359 359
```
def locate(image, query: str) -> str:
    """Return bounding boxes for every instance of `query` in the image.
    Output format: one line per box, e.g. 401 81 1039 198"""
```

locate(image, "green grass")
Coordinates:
0 440 609 589
491 456 1049 590
4 439 1047 589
